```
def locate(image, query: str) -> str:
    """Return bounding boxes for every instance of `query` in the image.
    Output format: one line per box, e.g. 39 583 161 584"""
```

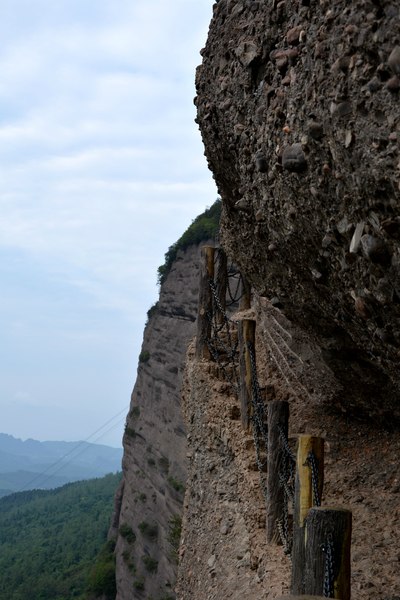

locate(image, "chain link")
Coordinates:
226 270 243 306
247 342 269 446
247 342 270 502
277 510 292 557
205 278 240 394
306 451 321 507
322 532 335 598
278 424 296 463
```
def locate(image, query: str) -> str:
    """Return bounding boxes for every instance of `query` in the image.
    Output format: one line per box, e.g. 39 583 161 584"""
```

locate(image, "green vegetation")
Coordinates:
158 455 170 474
167 515 182 564
87 539 116 599
167 476 185 494
125 426 136 438
122 550 136 575
138 521 158 541
157 199 221 285
142 554 158 573
139 350 150 363
119 523 136 544
129 406 140 419
0 472 121 600
146 301 159 322
133 577 145 591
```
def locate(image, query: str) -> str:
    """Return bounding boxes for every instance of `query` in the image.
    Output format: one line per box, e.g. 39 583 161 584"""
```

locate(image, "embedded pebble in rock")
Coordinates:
207 555 216 569
281 143 307 172
386 76 400 92
308 121 324 140
349 222 365 254
331 101 352 119
286 26 302 46
235 198 250 211
367 77 382 93
388 46 400 75
360 235 391 265
255 151 268 173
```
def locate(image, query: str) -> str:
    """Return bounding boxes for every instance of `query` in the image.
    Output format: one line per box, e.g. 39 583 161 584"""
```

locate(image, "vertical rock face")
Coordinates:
177 299 400 600
112 243 205 600
195 0 400 422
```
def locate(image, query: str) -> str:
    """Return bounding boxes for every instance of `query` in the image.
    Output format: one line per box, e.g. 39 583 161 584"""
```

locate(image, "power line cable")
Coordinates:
21 416 127 492
15 405 129 493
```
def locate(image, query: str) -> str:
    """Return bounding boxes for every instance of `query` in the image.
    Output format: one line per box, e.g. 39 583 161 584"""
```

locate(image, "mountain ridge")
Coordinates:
0 432 122 496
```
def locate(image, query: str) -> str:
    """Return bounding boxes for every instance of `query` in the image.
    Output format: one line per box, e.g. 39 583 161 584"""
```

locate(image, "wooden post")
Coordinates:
239 275 251 310
238 319 256 430
304 507 352 600
277 596 327 599
215 248 227 324
196 246 215 360
266 400 289 543
277 596 327 600
292 435 325 595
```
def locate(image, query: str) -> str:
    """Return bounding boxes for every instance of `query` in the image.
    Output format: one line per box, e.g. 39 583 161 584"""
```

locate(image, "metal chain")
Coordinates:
205 278 240 394
277 509 292 557
205 336 239 395
322 532 335 598
247 341 270 501
209 278 237 352
247 342 269 447
278 424 296 463
226 270 243 305
278 451 294 555
307 451 321 507
279 471 294 503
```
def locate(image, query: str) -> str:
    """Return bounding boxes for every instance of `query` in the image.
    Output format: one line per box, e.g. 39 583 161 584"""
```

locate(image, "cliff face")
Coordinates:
195 0 400 423
110 4 400 598
112 243 204 600
171 2 400 598
177 299 400 600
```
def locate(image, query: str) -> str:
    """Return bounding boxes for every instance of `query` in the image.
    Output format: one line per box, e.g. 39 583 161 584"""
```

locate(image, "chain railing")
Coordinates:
195 249 352 599
247 341 269 498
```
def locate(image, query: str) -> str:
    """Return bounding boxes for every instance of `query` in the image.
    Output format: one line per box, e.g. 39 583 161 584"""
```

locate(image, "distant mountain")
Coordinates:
0 433 123 496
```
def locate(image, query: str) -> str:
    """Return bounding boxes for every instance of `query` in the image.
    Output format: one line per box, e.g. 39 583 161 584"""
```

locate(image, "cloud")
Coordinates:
0 0 216 445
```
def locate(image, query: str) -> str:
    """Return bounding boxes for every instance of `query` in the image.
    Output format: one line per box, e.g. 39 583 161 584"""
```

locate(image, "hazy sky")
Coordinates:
0 0 216 447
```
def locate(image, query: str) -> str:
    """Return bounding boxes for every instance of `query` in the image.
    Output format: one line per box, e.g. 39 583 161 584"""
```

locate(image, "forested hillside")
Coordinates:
0 472 121 600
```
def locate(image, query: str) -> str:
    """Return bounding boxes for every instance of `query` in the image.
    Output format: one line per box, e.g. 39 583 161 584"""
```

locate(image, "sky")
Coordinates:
0 0 217 448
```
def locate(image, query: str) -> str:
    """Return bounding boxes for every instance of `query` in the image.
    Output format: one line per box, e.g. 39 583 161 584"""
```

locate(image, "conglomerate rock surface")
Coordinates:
195 0 400 423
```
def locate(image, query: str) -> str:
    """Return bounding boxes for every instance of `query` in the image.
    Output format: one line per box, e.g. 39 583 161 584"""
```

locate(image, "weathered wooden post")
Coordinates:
292 435 325 594
304 507 352 600
196 245 215 360
276 594 326 600
239 275 251 310
238 319 256 430
277 596 328 599
266 400 289 543
215 248 228 325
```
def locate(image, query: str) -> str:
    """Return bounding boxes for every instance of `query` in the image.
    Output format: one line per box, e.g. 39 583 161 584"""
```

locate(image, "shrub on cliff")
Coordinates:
157 199 221 285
